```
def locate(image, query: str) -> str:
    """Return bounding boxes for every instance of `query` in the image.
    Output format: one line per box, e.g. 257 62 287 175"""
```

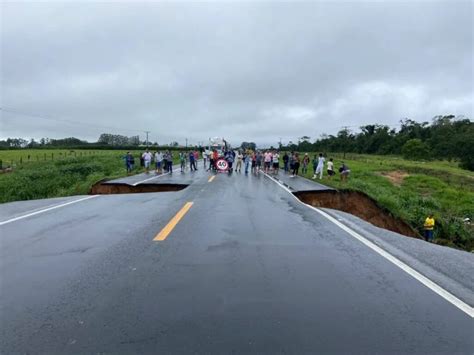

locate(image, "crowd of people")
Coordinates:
227 150 351 180
124 148 351 181
124 149 202 175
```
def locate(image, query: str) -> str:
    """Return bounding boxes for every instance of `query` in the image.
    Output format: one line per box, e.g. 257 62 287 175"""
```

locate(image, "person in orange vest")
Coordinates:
423 213 435 242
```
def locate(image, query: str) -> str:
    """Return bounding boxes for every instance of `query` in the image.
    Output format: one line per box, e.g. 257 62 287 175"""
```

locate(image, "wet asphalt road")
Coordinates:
0 166 473 354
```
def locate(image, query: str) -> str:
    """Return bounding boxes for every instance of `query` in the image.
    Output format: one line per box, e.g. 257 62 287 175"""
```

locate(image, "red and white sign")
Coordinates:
216 159 228 172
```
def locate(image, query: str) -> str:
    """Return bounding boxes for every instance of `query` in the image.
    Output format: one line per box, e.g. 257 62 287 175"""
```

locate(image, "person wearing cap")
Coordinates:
424 214 435 242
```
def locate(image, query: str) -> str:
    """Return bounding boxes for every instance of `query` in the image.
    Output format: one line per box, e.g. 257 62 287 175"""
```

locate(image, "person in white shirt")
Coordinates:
313 153 325 180
272 152 280 174
203 149 210 169
155 151 164 174
235 151 244 172
142 149 153 174
327 158 335 179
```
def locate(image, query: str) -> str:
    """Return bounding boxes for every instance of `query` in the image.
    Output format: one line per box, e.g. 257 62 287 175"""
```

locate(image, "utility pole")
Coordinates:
144 131 150 147
185 138 188 148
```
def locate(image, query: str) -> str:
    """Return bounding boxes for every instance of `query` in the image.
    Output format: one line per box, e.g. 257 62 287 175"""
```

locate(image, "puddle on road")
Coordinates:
294 190 419 238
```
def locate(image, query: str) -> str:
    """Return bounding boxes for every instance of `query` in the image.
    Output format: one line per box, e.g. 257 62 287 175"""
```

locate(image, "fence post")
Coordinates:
20 157 23 164
51 153 54 160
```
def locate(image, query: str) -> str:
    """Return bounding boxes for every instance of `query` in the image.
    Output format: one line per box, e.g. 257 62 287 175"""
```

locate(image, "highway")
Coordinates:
1 164 473 354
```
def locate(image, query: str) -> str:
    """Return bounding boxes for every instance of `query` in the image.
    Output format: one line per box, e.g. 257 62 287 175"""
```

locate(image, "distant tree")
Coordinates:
98 133 140 146
4 138 28 148
27 138 40 148
456 124 474 171
49 137 87 146
402 139 431 160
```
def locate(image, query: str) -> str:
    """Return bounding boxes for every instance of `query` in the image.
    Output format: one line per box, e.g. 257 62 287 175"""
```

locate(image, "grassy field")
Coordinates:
0 149 181 203
298 153 474 251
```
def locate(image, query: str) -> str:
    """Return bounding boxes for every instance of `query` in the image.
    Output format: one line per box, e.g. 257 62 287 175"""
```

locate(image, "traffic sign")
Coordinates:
216 159 228 172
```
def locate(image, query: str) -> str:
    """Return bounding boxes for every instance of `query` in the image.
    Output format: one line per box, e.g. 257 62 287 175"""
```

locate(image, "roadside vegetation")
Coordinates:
298 153 474 251
0 149 180 204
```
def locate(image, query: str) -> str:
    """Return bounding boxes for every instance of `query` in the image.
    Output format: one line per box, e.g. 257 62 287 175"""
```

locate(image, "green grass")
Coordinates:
299 153 474 251
0 149 180 203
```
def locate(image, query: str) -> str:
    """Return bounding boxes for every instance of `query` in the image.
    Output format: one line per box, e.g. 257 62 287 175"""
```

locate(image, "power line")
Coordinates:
0 106 146 133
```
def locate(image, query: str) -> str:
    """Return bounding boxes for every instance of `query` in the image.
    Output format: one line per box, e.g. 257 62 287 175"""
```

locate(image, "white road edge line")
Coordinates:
261 171 474 318
0 195 99 226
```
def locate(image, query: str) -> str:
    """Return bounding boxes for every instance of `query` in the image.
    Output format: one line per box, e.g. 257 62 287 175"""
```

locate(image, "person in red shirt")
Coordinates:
212 150 219 171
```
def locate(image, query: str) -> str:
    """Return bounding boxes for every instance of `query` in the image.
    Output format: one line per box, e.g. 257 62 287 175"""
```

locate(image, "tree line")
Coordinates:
0 134 177 150
280 115 473 171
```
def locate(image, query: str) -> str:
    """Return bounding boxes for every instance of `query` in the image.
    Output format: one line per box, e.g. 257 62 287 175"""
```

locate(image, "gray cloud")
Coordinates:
1 1 472 147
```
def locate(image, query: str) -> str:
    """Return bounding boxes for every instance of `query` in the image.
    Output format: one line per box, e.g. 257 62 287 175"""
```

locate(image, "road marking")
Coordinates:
208 175 216 183
132 172 170 186
261 171 474 318
153 202 194 241
0 195 99 226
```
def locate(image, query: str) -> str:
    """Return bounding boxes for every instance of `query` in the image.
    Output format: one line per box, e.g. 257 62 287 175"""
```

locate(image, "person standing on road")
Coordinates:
179 152 186 173
256 151 262 172
272 151 280 174
263 151 272 173
207 150 213 171
252 151 263 173
244 152 251 174
283 152 289 172
289 152 295 173
327 158 335 179
194 150 199 166
291 153 300 177
162 152 169 173
213 150 219 171
302 153 310 175
155 151 163 174
189 150 197 171
424 214 435 242
167 151 173 174
125 152 134 174
236 151 243 172
203 149 209 169
142 149 153 174
314 153 325 180
225 151 234 173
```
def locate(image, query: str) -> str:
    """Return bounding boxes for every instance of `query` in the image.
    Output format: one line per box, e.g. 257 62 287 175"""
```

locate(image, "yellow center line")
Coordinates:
208 175 216 182
153 202 194 241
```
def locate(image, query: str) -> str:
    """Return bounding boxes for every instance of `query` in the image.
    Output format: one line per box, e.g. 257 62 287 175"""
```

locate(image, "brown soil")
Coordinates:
90 182 188 194
378 170 409 186
294 190 419 238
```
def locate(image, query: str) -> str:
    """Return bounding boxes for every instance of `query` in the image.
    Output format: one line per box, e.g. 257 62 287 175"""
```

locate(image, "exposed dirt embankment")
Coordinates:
295 190 419 238
90 182 187 194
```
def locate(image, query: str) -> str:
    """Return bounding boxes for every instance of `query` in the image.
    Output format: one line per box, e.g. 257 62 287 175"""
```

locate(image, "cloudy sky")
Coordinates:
1 1 472 146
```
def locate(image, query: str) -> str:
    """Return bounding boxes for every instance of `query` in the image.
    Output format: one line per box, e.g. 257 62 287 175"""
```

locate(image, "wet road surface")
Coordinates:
1 166 473 354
